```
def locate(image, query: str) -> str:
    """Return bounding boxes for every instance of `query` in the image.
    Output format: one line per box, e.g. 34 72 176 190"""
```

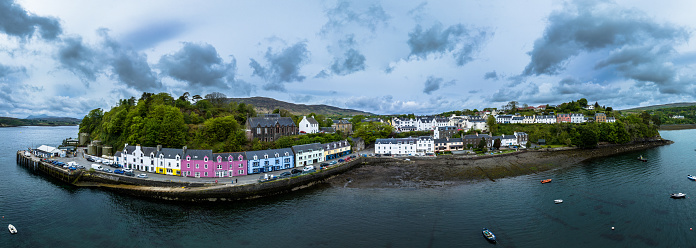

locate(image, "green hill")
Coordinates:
227 97 372 117
621 102 696 112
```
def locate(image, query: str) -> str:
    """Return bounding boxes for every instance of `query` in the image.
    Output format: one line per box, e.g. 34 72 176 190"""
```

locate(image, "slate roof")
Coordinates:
214 152 247 161
245 148 293 160
375 137 418 144
248 116 296 127
157 148 183 159
333 120 351 124
437 126 458 131
325 140 349 150
503 135 517 140
305 116 319 125
292 143 323 154
184 149 212 160
320 127 335 133
114 151 122 157
142 146 157 156
124 145 136 154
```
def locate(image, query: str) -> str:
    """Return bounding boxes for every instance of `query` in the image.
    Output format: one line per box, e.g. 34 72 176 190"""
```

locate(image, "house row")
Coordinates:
115 139 351 178
375 136 434 155
391 116 450 132
494 113 615 124
433 132 528 153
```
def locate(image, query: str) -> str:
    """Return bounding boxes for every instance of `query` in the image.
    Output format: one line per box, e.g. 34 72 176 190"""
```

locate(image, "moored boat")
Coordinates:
8 224 17 234
671 193 686 198
554 199 563 204
637 155 647 162
541 179 552 184
688 175 696 181
482 228 496 243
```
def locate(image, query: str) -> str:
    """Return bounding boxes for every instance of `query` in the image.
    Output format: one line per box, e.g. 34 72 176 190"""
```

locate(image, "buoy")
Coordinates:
691 228 693 230
611 227 615 230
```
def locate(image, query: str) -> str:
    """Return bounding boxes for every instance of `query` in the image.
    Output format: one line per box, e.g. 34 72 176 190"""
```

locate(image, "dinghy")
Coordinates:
8 224 17 234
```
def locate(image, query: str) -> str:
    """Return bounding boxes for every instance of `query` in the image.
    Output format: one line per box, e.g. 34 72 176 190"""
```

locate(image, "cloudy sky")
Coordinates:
1 0 695 118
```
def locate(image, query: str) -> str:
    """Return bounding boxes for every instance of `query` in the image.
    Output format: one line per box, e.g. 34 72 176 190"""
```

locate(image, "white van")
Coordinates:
303 165 315 172
91 164 103 171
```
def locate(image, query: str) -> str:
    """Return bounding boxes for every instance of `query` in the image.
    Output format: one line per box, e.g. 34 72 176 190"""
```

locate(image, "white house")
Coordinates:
467 118 488 131
570 113 585 123
299 116 319 134
510 116 524 124
292 143 324 167
535 115 556 124
35 145 64 158
607 117 616 123
156 147 182 176
416 136 435 155
375 137 418 155
495 115 513 124
522 115 535 124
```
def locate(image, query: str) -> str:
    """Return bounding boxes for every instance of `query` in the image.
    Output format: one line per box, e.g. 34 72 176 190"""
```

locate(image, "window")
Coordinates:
204 157 208 162
256 127 261 134
187 163 190 168
217 157 222 163
229 171 233 177
196 164 199 169
217 165 222 169
275 159 280 164
176 163 179 168
264 161 269 166
238 170 244 174
239 164 243 168
204 172 208 177
195 172 200 177
204 164 208 169
252 168 260 173
187 157 190 161
253 162 259 167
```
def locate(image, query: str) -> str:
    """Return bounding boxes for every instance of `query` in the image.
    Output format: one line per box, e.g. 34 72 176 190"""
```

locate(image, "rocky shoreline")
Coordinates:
328 139 673 189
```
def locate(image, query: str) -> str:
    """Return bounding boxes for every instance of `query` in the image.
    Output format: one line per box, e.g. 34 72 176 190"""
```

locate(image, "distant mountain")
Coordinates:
227 97 373 116
621 102 696 112
0 116 80 127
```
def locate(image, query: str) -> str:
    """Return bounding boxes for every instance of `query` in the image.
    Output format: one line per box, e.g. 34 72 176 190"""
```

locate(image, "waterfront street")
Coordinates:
43 147 376 186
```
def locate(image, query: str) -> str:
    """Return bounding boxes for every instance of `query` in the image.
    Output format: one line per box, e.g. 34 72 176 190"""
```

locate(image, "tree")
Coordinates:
486 115 498 135
477 137 487 151
205 92 227 107
191 94 202 102
578 98 588 107
493 138 501 150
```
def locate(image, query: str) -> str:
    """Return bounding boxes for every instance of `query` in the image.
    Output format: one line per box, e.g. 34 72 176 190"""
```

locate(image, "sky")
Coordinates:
1 0 696 118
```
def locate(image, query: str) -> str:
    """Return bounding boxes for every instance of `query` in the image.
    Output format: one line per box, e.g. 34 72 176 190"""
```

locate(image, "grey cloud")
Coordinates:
490 77 622 106
423 76 455 95
121 21 186 50
0 0 62 41
407 23 492 66
317 35 367 78
249 42 310 92
320 1 390 35
484 71 498 80
523 1 689 76
57 36 103 83
290 94 313 103
342 95 459 115
407 2 428 22
99 30 161 92
159 42 253 95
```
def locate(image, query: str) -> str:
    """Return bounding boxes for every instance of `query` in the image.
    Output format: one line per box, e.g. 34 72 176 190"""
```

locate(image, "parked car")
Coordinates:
113 169 124 174
291 169 303 175
68 166 76 170
102 168 112 173
124 171 134 176
338 159 345 162
320 163 329 167
278 172 292 178
303 165 315 172
350 155 356 158
329 161 337 165
123 169 133 173
137 174 148 178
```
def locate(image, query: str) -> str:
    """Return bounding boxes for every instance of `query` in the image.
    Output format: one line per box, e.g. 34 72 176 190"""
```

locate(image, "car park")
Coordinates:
137 174 148 178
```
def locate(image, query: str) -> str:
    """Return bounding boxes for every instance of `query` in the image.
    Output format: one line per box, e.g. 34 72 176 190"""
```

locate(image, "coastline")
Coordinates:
17 139 673 201
328 139 674 189
659 124 696 130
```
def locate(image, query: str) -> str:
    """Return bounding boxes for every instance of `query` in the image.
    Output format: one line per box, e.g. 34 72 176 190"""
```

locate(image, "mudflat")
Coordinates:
330 140 672 189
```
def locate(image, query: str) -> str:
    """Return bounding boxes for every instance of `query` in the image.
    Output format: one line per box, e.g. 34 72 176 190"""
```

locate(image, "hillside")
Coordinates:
0 116 80 127
227 97 373 116
621 102 696 112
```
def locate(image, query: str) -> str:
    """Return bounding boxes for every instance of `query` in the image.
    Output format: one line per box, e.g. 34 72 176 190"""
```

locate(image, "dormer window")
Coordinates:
204 157 208 162
285 152 289 156
275 153 279 158
253 155 258 160
238 155 243 161
264 154 268 159
187 156 190 161
228 156 233 162
217 156 222 163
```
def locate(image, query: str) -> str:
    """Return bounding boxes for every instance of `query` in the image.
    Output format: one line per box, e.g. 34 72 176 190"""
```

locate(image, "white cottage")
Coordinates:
299 116 319 134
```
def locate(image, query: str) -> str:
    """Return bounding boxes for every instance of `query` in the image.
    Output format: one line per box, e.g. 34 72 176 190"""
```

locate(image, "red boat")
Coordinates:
541 179 552 184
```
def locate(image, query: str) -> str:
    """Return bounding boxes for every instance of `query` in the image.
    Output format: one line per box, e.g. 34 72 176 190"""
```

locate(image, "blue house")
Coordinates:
244 148 294 174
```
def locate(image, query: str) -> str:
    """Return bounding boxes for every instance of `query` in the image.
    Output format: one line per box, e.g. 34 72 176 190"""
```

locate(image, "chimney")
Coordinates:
183 146 187 154
157 145 162 152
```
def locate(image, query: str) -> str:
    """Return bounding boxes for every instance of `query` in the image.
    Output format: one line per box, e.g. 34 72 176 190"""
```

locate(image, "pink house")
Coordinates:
181 148 214 178
213 152 248 177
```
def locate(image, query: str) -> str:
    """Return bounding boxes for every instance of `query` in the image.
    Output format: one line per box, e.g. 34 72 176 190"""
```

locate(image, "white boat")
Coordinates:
688 175 696 181
671 193 686 198
8 224 17 234
554 199 563 204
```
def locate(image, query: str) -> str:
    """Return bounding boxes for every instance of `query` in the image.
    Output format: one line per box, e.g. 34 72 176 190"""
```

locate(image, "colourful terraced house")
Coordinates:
324 140 351 161
181 148 214 178
245 148 294 174
155 147 182 176
212 152 248 177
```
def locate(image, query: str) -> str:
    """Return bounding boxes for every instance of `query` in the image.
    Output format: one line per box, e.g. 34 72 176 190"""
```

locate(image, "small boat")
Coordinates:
482 228 496 243
554 199 563 204
688 175 696 181
8 224 17 234
541 179 552 184
637 155 647 162
671 193 686 198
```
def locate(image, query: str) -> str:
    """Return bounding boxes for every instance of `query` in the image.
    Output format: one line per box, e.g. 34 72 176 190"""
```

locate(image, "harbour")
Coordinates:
3 126 696 247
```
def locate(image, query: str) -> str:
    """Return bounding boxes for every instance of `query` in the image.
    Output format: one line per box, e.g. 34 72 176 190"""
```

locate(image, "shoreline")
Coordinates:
659 124 696 130
17 139 673 201
328 139 673 189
